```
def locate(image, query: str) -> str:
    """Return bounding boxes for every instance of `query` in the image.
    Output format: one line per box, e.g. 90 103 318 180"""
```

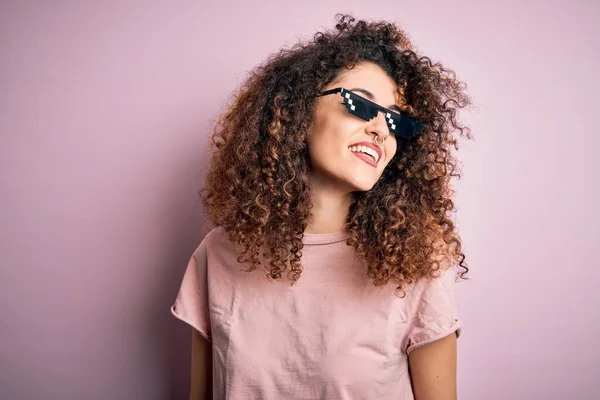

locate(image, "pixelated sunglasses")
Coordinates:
318 87 423 140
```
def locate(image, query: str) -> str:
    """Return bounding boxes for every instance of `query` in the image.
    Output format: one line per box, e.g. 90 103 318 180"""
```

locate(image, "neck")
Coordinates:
304 171 353 234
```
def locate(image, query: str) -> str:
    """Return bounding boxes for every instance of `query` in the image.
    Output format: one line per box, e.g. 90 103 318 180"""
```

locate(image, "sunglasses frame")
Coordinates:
318 87 423 140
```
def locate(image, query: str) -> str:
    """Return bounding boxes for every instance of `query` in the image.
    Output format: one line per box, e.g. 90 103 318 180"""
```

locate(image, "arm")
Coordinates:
408 332 458 400
190 328 213 400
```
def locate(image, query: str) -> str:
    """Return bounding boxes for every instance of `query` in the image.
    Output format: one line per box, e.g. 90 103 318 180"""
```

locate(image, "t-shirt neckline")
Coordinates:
302 230 350 245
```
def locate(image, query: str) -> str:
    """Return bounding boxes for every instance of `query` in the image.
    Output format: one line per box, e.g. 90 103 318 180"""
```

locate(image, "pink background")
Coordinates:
1 1 598 399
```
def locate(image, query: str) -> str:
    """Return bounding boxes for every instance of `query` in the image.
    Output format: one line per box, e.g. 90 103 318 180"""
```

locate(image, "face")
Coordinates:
306 61 401 193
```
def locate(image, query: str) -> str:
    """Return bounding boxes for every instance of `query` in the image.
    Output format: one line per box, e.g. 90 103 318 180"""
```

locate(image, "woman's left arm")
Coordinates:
408 332 458 400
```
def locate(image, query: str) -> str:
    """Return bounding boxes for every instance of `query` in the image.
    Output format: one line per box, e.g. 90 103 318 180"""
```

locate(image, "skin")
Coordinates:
305 61 399 234
189 328 212 400
189 60 458 399
408 332 458 400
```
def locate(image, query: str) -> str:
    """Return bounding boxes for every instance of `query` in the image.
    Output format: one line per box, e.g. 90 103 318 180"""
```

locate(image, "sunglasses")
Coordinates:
318 87 423 140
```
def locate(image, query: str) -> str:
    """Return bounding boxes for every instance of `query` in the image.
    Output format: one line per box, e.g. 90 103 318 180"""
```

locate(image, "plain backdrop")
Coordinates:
1 1 598 399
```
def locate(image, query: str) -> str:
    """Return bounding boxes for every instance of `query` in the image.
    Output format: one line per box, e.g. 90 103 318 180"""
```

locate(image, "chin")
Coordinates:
347 177 377 192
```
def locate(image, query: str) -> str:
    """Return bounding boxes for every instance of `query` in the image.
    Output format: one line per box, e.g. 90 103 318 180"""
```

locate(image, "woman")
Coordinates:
171 13 472 400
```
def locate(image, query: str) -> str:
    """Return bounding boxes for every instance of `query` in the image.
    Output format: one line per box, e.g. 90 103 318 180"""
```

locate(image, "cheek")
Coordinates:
307 110 365 163
310 135 346 165
385 142 398 164
307 130 338 164
312 120 354 153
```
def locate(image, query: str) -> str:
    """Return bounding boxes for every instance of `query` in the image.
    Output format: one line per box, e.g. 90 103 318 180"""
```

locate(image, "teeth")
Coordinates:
349 145 379 162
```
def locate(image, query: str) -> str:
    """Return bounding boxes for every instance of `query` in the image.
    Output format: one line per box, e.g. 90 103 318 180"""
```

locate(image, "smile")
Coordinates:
349 146 378 167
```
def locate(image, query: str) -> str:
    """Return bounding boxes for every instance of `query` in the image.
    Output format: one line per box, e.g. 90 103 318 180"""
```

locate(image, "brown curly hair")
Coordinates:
199 13 473 297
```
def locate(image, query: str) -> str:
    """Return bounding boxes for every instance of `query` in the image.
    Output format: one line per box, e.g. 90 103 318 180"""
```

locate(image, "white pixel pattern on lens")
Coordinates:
386 113 396 130
345 93 356 111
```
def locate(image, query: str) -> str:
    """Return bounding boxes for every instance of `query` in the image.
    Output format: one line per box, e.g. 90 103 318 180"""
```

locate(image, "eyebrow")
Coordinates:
348 87 402 112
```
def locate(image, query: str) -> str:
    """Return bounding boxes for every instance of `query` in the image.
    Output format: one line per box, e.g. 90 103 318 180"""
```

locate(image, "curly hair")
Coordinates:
199 13 473 297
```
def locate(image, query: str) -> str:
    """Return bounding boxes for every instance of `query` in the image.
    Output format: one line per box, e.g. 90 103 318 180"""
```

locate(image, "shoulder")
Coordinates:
193 226 223 251
413 266 458 295
403 266 462 355
203 226 230 250
191 226 234 262
404 267 460 313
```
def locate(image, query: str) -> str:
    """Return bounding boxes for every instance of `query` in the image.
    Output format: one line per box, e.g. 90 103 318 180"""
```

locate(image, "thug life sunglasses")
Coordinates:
318 87 423 140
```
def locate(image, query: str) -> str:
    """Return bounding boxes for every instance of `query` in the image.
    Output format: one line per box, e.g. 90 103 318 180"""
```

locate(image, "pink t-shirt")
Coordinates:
171 226 462 399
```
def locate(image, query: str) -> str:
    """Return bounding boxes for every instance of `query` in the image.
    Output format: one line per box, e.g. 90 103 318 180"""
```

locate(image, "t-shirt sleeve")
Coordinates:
170 235 212 342
404 267 462 356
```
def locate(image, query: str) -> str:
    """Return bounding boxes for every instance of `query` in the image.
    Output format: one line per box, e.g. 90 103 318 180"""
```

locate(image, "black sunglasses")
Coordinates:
318 87 423 140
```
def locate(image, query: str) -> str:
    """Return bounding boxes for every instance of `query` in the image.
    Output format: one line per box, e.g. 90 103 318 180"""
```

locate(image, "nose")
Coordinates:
365 110 390 142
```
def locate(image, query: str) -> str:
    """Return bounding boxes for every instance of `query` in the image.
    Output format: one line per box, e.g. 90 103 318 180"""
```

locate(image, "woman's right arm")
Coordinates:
190 328 213 400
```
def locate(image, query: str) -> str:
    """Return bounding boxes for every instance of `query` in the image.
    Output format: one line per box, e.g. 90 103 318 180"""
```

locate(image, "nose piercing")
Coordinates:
374 135 385 146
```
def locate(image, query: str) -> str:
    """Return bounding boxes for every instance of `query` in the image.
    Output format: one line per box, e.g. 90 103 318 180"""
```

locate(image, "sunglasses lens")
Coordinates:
342 92 374 121
340 90 423 139
397 116 422 138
